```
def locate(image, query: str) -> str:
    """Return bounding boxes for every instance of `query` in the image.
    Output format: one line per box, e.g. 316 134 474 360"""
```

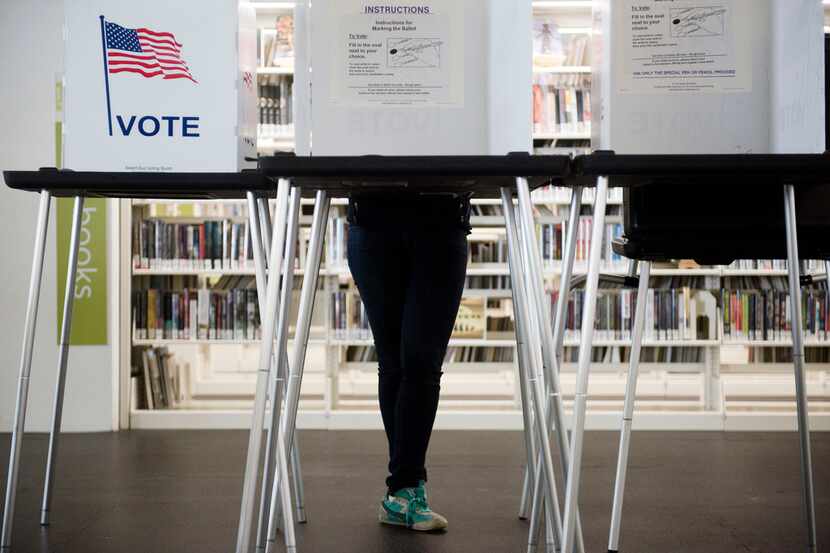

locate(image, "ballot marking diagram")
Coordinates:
387 38 442 68
670 6 727 38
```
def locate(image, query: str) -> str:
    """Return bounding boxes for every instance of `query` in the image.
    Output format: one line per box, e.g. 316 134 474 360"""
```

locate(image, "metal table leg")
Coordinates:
256 190 304 548
520 185 582 520
518 180 586 553
257 195 307 527
607 260 651 553
236 181 292 553
40 196 85 527
264 191 331 553
560 176 610 553
500 193 538 523
2 190 52 550
514 188 558 553
502 187 563 553
783 184 818 553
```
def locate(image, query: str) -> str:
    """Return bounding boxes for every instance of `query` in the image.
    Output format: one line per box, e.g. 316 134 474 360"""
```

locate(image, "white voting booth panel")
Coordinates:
295 0 532 156
592 0 825 154
63 0 257 171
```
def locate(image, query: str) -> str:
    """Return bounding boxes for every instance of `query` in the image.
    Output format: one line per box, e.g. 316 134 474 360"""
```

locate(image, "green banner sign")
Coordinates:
56 198 109 345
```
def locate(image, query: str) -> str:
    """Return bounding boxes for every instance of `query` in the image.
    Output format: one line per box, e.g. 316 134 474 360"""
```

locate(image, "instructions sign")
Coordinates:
332 1 464 106
616 0 752 94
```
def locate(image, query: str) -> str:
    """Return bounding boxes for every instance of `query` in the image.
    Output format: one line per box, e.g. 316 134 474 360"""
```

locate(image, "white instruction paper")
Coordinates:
616 0 752 94
331 1 464 106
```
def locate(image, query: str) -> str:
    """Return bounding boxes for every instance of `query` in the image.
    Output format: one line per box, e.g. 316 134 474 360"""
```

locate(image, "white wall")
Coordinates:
0 0 115 432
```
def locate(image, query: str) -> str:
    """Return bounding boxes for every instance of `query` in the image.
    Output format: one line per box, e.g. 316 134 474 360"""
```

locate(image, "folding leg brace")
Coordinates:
263 191 331 553
518 185 582 520
560 176 610 553
236 180 296 553
606 259 651 553
517 181 587 553
502 187 564 553
1 193 83 550
254 191 307 551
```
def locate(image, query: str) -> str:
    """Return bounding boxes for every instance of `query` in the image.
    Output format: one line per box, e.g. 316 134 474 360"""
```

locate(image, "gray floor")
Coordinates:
0 430 828 553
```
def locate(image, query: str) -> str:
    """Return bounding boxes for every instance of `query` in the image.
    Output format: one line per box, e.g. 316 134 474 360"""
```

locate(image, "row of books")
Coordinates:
531 186 624 205
466 275 512 290
343 345 515 364
137 202 247 219
532 83 591 136
560 346 706 364
726 260 827 272
721 289 830 342
132 284 261 341
553 288 710 342
134 347 183 410
540 219 625 268
748 347 830 363
331 290 370 341
258 77 294 140
445 347 514 363
132 219 254 271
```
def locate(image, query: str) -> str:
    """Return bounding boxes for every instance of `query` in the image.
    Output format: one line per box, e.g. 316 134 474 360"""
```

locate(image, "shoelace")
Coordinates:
405 495 430 526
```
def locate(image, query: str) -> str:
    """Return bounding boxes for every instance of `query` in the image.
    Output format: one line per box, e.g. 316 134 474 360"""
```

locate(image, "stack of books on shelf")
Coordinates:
727 259 826 272
258 76 294 142
331 289 371 340
326 216 349 270
132 219 253 271
721 288 829 343
444 347 514 363
133 347 184 410
531 186 624 205
539 217 625 270
465 275 512 290
531 15 591 137
133 276 261 341
553 287 715 343
533 78 591 137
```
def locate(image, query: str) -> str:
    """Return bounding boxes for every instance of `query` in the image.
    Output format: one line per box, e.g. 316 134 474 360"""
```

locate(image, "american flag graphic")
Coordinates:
104 20 197 83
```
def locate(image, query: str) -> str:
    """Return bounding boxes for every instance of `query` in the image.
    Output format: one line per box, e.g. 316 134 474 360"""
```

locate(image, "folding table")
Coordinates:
553 152 830 553
237 154 588 553
0 169 310 551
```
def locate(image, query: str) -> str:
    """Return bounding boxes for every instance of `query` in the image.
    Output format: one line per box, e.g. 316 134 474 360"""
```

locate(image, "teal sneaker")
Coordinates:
378 481 448 532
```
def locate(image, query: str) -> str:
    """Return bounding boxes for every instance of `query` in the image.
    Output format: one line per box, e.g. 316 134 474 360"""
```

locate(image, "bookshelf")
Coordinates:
118 1 830 431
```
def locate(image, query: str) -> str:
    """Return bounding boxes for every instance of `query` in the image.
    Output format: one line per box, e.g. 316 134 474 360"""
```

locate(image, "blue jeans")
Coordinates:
347 197 469 493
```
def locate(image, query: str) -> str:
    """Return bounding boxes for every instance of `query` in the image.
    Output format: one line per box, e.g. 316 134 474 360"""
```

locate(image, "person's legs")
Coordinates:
387 226 468 493
346 225 408 475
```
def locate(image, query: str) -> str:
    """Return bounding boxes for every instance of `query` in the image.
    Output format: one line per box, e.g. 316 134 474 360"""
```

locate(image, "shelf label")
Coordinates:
331 0 465 106
616 0 752 94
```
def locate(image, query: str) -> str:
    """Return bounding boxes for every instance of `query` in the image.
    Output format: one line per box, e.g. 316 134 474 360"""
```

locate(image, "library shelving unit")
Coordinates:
117 0 830 431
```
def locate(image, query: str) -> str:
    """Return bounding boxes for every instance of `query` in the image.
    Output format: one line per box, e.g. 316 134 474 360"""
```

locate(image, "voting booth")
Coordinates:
232 4 569 553
546 3 827 553
63 0 258 171
1 2 260 551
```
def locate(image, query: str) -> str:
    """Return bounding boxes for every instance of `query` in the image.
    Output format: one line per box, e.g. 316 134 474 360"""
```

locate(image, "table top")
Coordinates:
258 154 570 198
5 153 830 199
2 169 270 199
573 152 830 187
3 155 571 199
